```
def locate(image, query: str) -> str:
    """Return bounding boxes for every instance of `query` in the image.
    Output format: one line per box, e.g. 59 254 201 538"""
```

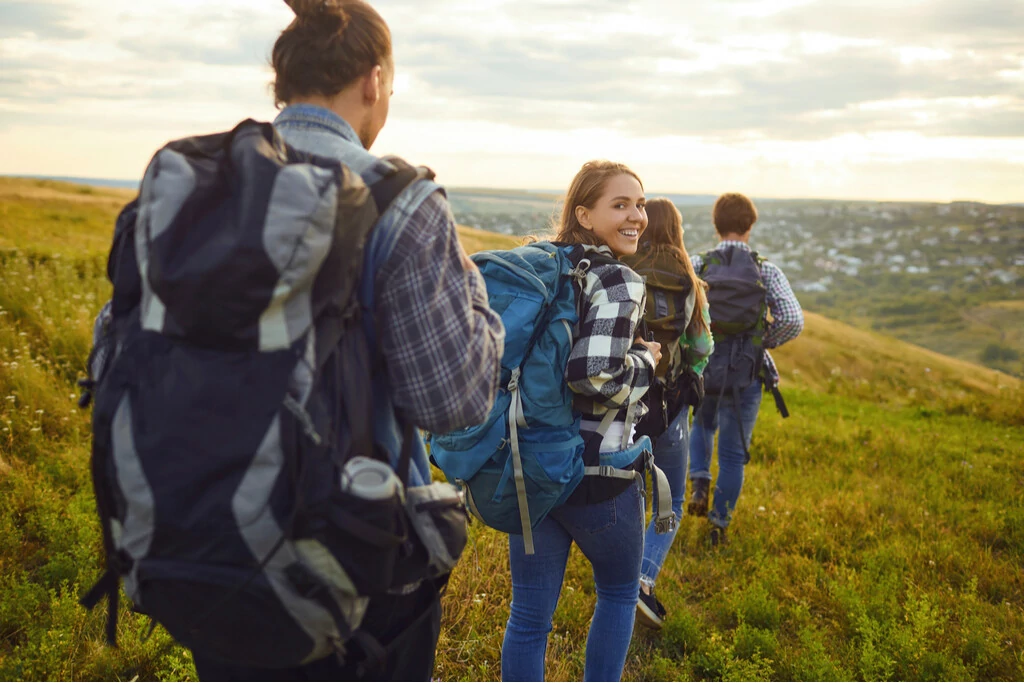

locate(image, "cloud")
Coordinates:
763 0 1024 45
384 28 1024 142
0 0 1021 201
112 5 281 67
0 1 85 39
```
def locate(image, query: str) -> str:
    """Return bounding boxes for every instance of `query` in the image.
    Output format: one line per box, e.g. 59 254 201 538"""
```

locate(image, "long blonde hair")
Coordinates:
552 160 643 247
630 197 710 338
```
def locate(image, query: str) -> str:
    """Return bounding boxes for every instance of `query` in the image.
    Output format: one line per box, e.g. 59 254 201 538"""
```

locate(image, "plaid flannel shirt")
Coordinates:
375 192 506 434
692 241 804 386
566 245 657 435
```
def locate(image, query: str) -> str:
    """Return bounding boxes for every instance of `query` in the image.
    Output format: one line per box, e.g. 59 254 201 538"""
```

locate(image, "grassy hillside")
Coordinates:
1 178 1022 681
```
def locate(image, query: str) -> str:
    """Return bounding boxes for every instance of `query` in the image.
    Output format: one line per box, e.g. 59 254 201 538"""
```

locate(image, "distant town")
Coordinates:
448 190 1022 296
449 189 1024 377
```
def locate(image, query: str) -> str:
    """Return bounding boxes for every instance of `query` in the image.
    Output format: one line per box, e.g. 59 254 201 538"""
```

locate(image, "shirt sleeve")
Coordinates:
375 191 505 434
680 301 714 374
761 260 804 349
565 263 655 409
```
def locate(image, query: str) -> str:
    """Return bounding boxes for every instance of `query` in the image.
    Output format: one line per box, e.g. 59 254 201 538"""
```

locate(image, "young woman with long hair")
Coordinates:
501 161 662 682
622 198 714 629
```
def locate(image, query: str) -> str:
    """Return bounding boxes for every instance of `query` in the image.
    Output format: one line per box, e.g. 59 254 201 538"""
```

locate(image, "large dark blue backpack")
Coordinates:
79 120 468 668
430 243 674 554
698 245 788 460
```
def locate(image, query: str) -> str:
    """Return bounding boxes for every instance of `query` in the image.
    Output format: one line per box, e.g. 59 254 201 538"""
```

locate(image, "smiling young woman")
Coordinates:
501 161 662 683
573 172 648 257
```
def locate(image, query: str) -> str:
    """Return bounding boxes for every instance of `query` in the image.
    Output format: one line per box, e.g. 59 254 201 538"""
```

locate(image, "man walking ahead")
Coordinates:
191 0 505 679
687 192 803 546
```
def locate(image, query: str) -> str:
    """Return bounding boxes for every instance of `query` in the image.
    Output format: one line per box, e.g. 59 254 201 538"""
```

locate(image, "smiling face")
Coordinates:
575 173 648 257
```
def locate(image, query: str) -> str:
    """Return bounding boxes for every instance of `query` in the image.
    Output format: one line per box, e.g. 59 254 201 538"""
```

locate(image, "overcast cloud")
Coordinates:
1 0 1021 202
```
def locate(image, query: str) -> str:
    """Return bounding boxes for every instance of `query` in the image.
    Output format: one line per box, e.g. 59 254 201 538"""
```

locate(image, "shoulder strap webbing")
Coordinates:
370 158 435 215
336 160 431 467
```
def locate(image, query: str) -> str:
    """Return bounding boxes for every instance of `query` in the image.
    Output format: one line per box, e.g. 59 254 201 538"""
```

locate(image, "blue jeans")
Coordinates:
502 480 644 682
640 408 689 587
688 382 763 529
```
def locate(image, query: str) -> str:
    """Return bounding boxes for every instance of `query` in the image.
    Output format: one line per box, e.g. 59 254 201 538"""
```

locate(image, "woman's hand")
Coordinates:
634 337 662 367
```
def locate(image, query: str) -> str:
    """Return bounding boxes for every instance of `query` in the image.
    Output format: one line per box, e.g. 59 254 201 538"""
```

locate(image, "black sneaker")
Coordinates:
636 587 667 630
709 526 728 547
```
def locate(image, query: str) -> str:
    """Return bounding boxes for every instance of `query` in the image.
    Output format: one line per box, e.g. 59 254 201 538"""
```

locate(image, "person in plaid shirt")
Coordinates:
688 192 804 547
502 161 661 683
191 2 504 681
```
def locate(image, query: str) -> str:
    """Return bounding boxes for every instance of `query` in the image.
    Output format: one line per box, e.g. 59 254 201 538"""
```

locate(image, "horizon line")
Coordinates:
3 173 1021 208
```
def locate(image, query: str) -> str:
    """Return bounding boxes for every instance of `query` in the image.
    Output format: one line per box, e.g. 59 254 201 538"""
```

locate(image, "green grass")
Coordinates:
1 178 1022 680
802 288 1024 380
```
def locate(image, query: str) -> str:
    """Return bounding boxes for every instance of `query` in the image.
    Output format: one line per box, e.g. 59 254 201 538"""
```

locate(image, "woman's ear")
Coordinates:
575 205 592 230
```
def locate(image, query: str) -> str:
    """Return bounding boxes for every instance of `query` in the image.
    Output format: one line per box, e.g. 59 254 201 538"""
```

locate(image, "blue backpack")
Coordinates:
430 242 674 553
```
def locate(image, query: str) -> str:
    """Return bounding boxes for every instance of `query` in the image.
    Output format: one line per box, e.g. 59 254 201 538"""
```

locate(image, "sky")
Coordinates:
1 0 1023 203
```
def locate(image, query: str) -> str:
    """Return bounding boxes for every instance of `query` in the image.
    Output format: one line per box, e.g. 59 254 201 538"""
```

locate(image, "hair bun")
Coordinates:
284 0 314 16
284 0 334 18
284 0 349 29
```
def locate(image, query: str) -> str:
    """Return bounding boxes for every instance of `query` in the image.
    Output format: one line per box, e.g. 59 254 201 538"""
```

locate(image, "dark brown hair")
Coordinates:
272 0 392 107
553 160 643 248
712 192 758 237
631 198 710 338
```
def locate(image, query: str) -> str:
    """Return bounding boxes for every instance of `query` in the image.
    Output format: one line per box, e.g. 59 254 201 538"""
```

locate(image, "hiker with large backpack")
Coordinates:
687 192 804 546
79 1 505 681
461 160 663 682
621 198 714 629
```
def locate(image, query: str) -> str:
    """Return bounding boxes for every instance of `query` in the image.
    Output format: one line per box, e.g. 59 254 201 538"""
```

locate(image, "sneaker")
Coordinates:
709 526 728 547
688 478 709 517
636 587 667 630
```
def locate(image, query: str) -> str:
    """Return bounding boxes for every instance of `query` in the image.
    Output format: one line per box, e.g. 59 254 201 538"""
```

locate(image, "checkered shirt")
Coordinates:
566 245 657 434
375 192 506 434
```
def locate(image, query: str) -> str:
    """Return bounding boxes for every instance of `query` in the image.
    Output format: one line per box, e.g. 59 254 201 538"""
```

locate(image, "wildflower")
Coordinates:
35 409 44 415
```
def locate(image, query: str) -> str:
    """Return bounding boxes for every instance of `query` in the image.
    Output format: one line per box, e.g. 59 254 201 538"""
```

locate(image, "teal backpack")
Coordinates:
429 242 673 553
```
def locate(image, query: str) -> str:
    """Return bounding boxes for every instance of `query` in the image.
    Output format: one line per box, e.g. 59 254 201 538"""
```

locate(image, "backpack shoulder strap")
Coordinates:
370 156 436 216
583 250 620 270
696 249 720 273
